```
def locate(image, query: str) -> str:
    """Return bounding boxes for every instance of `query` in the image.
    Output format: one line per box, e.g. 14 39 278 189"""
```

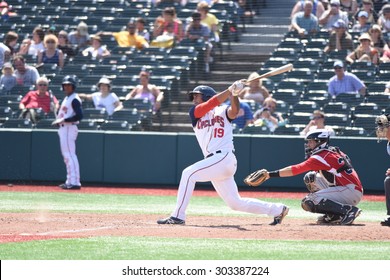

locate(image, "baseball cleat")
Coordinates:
270 206 289 225
59 183 81 190
317 214 342 225
157 216 185 225
380 217 390 227
339 206 361 225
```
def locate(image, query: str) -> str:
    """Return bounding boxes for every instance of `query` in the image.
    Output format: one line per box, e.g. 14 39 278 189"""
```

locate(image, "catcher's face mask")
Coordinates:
375 114 390 142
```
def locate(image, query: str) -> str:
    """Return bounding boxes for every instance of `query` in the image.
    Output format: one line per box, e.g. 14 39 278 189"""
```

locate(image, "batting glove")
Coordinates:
229 80 245 96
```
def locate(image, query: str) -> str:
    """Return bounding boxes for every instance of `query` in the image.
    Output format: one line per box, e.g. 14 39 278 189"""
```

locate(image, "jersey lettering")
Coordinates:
197 115 224 129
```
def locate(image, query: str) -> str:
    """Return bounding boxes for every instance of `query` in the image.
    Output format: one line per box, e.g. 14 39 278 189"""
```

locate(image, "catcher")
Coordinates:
375 114 390 226
244 129 363 225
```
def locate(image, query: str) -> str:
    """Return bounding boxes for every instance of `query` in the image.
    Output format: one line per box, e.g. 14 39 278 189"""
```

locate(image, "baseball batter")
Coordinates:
375 114 390 226
157 81 289 225
52 75 83 190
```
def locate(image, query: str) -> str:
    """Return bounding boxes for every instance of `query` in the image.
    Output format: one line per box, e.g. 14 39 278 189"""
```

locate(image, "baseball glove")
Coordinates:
244 169 269 187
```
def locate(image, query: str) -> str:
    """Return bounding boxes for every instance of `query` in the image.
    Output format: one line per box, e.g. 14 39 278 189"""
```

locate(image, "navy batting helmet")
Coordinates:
62 75 78 90
189 85 216 102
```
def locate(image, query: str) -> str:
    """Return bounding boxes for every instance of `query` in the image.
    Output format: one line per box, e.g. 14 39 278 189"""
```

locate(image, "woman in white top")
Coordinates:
18 27 45 56
238 72 270 105
81 35 111 58
78 77 122 116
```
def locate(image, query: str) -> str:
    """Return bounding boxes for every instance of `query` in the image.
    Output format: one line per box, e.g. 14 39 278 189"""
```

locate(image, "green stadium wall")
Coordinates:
0 129 386 192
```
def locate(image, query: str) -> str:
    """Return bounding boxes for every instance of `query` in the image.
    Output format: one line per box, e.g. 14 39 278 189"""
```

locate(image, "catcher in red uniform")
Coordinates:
244 129 363 225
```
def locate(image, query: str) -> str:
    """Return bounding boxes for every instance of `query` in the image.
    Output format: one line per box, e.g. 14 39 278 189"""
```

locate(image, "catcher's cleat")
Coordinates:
59 183 81 190
380 217 390 226
339 206 361 225
157 216 185 225
269 206 289 225
317 214 342 224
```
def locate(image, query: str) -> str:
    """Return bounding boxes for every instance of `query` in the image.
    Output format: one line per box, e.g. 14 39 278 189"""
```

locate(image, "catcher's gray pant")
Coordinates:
171 151 285 221
304 172 362 206
384 176 390 215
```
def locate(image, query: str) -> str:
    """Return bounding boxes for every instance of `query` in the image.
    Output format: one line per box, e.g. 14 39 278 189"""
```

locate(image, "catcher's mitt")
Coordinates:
244 169 269 187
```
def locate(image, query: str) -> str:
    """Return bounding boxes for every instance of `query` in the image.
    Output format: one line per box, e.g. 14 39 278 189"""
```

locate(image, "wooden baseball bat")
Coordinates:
246 63 293 83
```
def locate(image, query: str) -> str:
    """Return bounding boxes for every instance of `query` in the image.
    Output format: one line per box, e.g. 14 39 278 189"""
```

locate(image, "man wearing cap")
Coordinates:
319 0 349 30
346 32 379 64
324 19 353 53
68 21 90 51
78 76 122 116
290 0 319 38
328 60 366 97
352 11 371 33
99 22 149 50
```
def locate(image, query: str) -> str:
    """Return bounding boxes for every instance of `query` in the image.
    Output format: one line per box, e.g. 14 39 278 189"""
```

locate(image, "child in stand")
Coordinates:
0 62 16 93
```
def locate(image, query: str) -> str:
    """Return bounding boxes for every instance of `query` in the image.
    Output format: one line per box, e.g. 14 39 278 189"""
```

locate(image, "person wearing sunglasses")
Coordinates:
300 110 335 136
346 32 379 65
328 60 366 97
319 0 349 31
19 76 59 122
37 34 64 68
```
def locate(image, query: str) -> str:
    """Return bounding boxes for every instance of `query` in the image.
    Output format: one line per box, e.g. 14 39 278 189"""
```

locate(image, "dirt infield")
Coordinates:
0 185 388 243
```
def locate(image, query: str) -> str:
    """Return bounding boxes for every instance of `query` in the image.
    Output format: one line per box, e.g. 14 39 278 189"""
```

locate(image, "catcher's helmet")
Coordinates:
189 85 216 102
62 75 78 90
304 129 330 158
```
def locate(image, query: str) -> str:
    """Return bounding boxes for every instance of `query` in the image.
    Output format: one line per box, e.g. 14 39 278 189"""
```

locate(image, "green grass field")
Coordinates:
0 191 389 260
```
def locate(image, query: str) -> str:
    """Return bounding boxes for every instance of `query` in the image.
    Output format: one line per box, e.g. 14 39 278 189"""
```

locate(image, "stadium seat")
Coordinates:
351 114 377 132
78 120 99 130
34 119 57 129
100 120 131 131
366 93 390 110
351 102 381 116
293 101 319 113
2 118 33 129
273 124 305 135
324 113 349 127
323 102 350 114
332 93 365 107
287 112 312 126
341 127 369 137
82 108 108 123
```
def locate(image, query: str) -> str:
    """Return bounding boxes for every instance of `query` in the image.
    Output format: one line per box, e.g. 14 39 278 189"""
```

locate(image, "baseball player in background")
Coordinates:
157 81 289 225
375 114 390 226
52 75 83 190
246 129 363 225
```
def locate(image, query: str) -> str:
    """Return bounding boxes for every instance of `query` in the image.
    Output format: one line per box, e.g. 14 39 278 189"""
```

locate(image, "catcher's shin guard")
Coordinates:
302 198 357 216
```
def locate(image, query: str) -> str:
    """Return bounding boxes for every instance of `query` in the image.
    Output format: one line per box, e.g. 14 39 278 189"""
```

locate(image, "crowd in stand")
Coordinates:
0 0 249 130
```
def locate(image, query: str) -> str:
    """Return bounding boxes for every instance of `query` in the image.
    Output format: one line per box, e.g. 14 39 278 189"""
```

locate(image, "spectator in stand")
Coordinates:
290 0 319 38
229 98 254 130
290 0 325 20
324 19 353 53
352 11 371 34
57 30 77 58
346 32 379 65
125 71 164 113
0 1 17 20
136 17 150 43
19 76 59 123
339 0 358 18
98 21 149 50
0 38 10 69
377 4 390 33
355 0 378 25
253 107 280 133
37 34 65 68
81 35 111 58
328 60 366 97
153 7 183 43
319 0 349 31
3 31 18 57
18 26 45 56
185 12 212 73
68 21 90 51
253 96 285 128
238 72 270 105
78 77 122 116
300 110 335 136
385 82 390 93
369 24 386 55
0 62 16 93
150 22 176 48
13 55 40 87
197 1 220 44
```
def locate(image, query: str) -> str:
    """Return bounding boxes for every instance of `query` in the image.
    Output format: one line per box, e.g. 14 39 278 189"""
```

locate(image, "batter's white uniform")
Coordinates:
171 103 285 221
57 93 82 186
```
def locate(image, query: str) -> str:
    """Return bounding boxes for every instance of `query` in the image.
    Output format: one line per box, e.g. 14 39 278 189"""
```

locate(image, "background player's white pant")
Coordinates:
172 151 285 220
58 124 80 186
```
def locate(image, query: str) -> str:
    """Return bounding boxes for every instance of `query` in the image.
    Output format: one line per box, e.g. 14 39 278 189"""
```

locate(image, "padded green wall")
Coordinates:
0 129 386 192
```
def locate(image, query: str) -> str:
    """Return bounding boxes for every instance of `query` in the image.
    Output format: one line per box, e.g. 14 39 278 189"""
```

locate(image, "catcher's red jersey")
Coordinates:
291 148 363 192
